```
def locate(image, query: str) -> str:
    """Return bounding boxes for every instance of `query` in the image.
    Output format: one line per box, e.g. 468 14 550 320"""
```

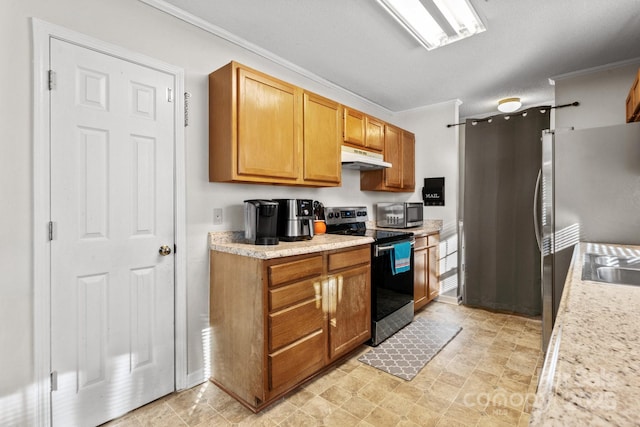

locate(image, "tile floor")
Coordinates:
105 302 543 427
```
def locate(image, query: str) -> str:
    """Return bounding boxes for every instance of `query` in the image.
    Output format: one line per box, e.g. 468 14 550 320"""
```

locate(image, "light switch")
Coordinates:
213 208 223 225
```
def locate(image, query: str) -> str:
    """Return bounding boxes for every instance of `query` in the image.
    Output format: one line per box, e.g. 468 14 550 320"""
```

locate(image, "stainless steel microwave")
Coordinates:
375 202 423 228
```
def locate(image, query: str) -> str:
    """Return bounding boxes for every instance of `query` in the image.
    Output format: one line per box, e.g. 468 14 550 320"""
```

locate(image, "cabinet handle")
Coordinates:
374 239 415 257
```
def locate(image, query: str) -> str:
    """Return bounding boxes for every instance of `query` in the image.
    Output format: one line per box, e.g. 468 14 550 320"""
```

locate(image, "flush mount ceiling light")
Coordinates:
497 97 522 113
377 0 486 50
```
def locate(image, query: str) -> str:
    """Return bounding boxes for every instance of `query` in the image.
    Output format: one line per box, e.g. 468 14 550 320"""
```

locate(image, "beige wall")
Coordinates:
555 61 640 130
0 0 459 423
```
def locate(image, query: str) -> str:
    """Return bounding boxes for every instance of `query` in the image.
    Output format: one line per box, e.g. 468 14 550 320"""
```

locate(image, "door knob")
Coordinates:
159 245 172 256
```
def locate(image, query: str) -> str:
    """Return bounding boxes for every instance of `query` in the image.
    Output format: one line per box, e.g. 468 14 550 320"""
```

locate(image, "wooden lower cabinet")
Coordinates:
328 264 371 360
209 245 371 411
413 233 440 312
414 239 429 310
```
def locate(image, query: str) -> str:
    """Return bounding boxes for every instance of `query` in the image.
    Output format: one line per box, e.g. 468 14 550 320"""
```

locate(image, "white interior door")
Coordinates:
50 38 175 426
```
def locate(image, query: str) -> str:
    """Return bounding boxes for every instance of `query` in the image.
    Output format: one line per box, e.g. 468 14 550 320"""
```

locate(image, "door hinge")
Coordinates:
167 88 173 103
48 221 55 241
48 70 56 91
184 92 191 127
50 371 58 392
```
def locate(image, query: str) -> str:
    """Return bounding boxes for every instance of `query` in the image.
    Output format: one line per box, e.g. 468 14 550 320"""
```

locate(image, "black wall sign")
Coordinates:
422 177 445 206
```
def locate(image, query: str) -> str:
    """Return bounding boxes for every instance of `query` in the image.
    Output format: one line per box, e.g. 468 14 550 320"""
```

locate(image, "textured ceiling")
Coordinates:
158 0 640 118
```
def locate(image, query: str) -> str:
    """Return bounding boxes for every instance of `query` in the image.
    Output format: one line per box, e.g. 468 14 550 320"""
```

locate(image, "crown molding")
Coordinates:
138 0 393 114
550 56 640 84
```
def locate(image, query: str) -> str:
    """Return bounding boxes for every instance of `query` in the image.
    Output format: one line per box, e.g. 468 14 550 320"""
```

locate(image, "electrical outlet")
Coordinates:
213 208 223 225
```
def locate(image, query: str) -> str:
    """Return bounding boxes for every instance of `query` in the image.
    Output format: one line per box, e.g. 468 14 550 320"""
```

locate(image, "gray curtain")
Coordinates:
463 108 550 316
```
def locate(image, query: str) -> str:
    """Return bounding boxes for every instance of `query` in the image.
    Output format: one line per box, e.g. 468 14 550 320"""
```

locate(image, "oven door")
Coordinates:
371 240 415 322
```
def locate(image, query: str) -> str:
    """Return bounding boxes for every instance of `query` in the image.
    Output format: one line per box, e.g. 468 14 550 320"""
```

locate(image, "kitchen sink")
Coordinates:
595 267 640 285
582 253 640 287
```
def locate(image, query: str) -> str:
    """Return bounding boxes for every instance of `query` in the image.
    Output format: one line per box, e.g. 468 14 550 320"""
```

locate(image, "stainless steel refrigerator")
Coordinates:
537 122 640 352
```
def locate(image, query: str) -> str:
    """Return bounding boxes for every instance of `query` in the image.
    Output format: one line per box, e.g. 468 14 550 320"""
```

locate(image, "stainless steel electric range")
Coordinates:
324 206 415 346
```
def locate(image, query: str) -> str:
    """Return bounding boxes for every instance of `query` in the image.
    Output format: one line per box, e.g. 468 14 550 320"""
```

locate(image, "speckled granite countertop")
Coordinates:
208 231 374 259
530 242 640 426
209 220 441 260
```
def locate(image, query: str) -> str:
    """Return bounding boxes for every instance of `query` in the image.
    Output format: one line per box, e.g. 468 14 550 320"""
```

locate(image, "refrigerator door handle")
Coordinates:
533 168 542 252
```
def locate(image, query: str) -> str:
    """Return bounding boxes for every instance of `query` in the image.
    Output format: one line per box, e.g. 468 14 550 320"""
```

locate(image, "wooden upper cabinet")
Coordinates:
402 130 416 191
303 92 341 185
208 61 340 187
360 125 416 192
343 107 384 153
237 67 300 180
383 124 403 188
626 68 640 123
365 116 385 152
343 107 366 147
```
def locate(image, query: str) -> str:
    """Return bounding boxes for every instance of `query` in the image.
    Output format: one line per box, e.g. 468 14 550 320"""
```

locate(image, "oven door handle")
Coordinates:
374 239 415 257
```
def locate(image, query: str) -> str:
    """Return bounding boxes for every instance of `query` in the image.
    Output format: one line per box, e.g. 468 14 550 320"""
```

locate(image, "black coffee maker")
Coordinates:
244 200 279 245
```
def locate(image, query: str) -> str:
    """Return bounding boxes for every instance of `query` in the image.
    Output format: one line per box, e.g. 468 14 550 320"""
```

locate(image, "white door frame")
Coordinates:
32 18 187 426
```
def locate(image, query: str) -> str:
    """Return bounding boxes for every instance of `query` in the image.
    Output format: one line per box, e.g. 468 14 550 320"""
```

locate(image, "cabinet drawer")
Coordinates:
269 278 320 312
428 234 439 247
414 236 428 250
269 330 325 391
328 246 370 272
269 299 324 351
268 255 323 287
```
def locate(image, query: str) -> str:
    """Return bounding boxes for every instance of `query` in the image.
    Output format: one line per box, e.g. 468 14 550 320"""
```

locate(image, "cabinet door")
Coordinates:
344 107 365 146
237 67 300 180
269 330 325 392
627 92 635 123
413 241 429 312
303 92 341 184
635 71 640 121
383 125 403 189
628 74 640 123
328 265 371 360
402 131 415 190
365 116 384 152
427 235 440 301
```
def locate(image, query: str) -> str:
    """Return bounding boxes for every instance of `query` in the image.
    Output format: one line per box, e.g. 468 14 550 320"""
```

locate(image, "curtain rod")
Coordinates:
446 101 580 128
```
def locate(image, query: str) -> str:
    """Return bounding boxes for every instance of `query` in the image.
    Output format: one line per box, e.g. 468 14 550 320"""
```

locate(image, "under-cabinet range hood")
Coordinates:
341 146 391 170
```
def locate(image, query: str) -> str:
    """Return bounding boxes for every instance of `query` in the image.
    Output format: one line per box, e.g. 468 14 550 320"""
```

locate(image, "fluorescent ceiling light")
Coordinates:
377 0 486 50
